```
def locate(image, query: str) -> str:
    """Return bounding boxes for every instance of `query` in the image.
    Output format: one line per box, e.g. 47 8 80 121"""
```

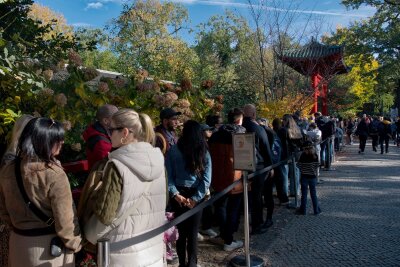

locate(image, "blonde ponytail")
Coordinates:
139 113 155 146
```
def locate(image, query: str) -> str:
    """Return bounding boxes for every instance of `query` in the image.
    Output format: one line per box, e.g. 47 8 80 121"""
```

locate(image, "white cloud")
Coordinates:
170 0 373 18
97 0 127 4
71 22 93 28
85 2 104 10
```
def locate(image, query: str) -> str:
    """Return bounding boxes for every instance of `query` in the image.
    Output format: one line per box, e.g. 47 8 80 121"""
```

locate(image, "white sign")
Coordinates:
233 133 256 171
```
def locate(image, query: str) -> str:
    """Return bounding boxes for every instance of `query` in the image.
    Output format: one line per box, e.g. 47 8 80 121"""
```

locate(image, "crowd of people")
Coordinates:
1 103 398 267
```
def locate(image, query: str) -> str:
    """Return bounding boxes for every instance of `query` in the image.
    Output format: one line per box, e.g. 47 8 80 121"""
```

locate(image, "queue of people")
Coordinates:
6 104 397 266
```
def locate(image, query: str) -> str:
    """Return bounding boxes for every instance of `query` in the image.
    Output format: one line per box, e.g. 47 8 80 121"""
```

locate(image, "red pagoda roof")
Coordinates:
277 40 350 77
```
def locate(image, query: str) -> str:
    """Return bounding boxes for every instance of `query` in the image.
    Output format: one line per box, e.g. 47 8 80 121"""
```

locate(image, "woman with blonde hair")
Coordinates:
278 114 304 197
83 108 166 267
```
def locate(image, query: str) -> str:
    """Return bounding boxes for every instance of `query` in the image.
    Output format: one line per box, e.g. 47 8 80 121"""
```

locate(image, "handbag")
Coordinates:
15 157 64 257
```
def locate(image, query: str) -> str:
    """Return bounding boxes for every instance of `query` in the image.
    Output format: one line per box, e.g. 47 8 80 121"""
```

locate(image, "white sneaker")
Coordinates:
197 233 204 241
199 228 218 238
223 240 243 252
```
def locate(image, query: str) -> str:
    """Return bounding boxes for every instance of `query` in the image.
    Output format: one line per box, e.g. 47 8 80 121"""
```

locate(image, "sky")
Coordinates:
34 0 376 44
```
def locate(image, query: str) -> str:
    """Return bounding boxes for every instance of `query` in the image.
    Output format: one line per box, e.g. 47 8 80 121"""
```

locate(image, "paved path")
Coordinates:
195 141 400 266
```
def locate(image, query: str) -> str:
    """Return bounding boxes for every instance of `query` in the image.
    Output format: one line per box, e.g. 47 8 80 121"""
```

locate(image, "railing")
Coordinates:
96 139 337 267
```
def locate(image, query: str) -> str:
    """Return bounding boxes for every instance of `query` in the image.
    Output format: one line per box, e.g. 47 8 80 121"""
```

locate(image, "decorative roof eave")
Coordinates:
276 40 350 77
277 39 344 59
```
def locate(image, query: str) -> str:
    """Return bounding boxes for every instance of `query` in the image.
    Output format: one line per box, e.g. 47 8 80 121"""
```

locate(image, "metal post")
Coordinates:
230 171 264 267
243 171 250 266
97 238 110 267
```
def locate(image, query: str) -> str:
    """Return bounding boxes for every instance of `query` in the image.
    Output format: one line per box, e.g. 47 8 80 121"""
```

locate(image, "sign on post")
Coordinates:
233 133 256 171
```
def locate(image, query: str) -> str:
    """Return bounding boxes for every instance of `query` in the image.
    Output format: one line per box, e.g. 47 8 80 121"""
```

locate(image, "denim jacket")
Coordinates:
166 145 212 202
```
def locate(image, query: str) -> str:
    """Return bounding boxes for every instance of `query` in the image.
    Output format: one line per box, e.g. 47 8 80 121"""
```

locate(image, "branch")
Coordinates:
384 0 400 6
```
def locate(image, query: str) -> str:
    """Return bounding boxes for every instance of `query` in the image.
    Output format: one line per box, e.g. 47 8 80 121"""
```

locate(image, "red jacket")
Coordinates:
82 122 112 170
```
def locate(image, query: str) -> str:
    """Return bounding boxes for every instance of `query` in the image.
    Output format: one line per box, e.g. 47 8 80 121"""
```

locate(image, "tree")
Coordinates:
28 3 74 40
75 27 118 71
245 0 316 101
194 11 261 111
0 0 80 153
108 0 197 81
323 0 400 114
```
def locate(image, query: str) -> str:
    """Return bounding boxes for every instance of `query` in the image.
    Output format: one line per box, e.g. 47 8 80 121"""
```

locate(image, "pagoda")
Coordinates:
277 39 349 115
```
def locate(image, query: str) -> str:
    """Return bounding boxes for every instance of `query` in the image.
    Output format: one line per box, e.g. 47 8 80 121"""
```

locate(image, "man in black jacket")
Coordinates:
242 104 274 234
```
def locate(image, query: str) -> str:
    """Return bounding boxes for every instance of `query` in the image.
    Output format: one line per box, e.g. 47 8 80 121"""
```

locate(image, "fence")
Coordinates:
96 136 335 267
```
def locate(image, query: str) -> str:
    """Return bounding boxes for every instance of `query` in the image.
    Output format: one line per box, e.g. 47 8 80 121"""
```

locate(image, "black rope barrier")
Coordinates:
108 155 294 252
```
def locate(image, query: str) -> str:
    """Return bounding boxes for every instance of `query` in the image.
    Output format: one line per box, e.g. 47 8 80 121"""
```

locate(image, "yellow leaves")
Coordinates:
93 98 105 107
345 54 379 105
74 83 90 102
28 3 74 40
258 94 314 120
0 109 21 125
14 96 21 104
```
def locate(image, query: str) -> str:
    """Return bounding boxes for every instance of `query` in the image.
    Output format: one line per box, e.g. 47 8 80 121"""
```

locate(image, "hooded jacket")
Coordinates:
82 122 112 170
85 142 166 267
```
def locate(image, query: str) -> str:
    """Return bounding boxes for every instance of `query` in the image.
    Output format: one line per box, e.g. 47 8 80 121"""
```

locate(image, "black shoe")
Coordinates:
251 225 268 235
314 207 322 215
295 208 306 215
262 219 273 229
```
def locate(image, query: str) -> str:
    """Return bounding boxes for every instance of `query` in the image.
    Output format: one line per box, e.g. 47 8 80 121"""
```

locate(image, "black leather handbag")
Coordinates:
15 157 64 257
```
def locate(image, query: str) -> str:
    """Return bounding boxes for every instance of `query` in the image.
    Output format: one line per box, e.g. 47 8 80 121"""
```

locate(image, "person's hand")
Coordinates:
174 194 187 207
186 198 197 209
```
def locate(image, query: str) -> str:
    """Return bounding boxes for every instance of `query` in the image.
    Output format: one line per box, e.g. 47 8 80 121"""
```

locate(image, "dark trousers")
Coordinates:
171 188 202 267
379 136 390 153
201 204 213 230
371 135 379 151
359 135 368 152
214 193 242 244
262 174 275 220
249 172 267 229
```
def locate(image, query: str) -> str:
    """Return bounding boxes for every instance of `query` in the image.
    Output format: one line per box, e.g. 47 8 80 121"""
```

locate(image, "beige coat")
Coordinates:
0 157 82 252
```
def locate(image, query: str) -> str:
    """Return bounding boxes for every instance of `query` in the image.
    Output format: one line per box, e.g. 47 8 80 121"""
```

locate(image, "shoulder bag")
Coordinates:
14 157 64 257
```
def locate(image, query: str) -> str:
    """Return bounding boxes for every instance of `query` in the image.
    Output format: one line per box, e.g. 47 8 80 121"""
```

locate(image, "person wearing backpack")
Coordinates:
368 117 380 152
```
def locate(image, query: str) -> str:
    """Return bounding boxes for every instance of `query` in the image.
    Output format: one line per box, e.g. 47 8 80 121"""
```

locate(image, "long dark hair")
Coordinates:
17 117 65 164
177 120 208 175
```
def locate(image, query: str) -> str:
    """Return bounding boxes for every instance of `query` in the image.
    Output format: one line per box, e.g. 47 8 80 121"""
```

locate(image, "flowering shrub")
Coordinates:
1 46 222 163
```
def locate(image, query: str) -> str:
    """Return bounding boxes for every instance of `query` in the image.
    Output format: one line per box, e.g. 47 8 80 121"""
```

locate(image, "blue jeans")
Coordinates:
280 164 289 197
289 164 300 196
299 176 320 214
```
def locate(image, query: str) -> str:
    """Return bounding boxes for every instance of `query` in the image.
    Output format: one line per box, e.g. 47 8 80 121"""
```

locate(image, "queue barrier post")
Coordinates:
97 238 110 267
230 171 264 267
